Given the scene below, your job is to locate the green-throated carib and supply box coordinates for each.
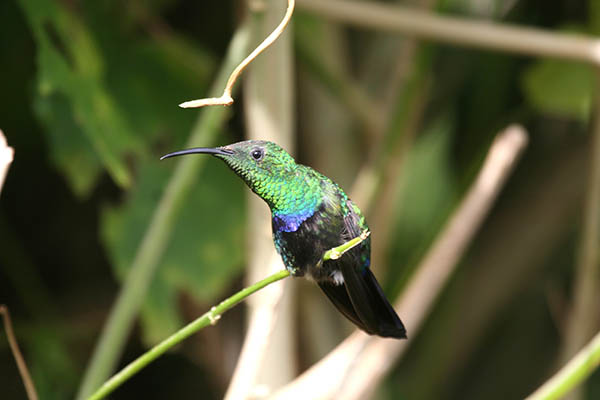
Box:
[161,140,406,339]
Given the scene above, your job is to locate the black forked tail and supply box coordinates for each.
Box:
[318,267,407,339]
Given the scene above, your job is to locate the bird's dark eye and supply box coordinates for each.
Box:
[251,148,264,161]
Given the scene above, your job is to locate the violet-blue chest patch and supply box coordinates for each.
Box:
[272,208,316,232]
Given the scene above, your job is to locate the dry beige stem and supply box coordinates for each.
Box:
[296,0,600,65]
[1,306,39,400]
[0,129,14,195]
[179,0,295,109]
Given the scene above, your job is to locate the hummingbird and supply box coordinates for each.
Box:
[161,140,406,339]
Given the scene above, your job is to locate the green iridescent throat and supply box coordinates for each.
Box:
[221,152,321,216]
[256,166,320,216]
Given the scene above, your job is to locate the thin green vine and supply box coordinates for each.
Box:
[526,330,600,400]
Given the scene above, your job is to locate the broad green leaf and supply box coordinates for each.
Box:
[101,159,246,343]
[33,93,102,196]
[82,0,215,148]
[99,35,214,148]
[18,0,139,191]
[18,0,215,197]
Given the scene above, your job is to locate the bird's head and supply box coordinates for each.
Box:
[161,140,304,210]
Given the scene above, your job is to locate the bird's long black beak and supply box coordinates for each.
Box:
[160,147,234,160]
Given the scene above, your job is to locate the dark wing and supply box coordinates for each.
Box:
[339,264,407,339]
[337,200,407,339]
[318,281,374,334]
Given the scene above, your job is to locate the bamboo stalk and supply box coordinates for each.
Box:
[224,1,296,398]
[297,0,600,65]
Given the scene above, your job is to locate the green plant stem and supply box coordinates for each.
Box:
[75,24,251,400]
[88,233,369,400]
[526,330,600,400]
[87,269,291,400]
[323,230,370,261]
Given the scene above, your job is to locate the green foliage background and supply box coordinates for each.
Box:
[1,0,599,399]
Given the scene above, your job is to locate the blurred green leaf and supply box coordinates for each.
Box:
[388,112,458,293]
[99,34,214,148]
[398,115,457,231]
[18,0,139,191]
[33,93,102,196]
[139,278,182,345]
[590,0,600,35]
[522,58,593,121]
[83,0,215,149]
[29,327,78,400]
[101,159,246,343]
[18,0,215,197]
